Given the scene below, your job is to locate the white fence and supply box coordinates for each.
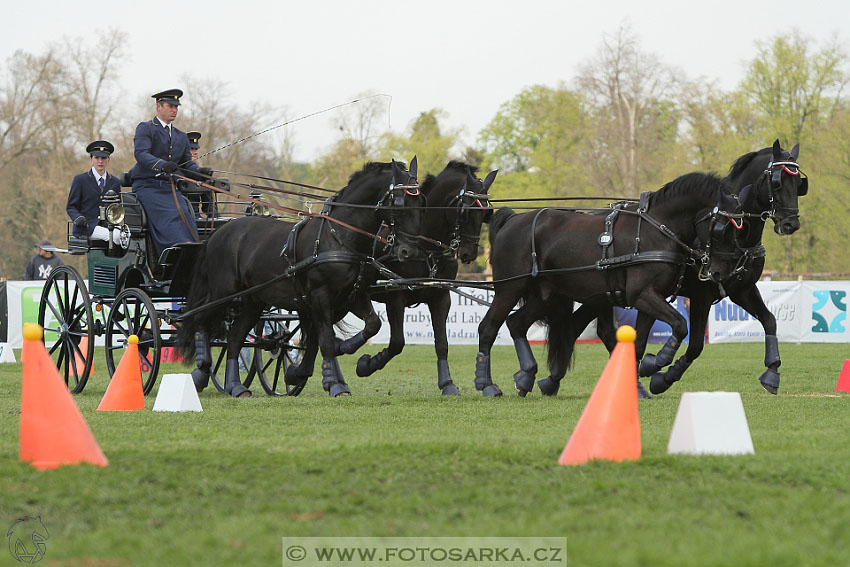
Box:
[2,280,846,349]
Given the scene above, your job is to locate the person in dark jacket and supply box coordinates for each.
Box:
[24,240,64,280]
[184,130,217,217]
[127,89,213,256]
[66,140,122,242]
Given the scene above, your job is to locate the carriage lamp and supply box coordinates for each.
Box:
[100,190,125,225]
[105,203,125,225]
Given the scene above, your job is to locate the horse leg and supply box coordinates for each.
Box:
[356,293,405,377]
[285,321,316,395]
[537,300,594,396]
[631,293,689,395]
[647,295,709,392]
[631,311,654,399]
[223,303,263,398]
[731,285,781,394]
[429,291,460,395]
[475,287,523,397]
[190,331,212,392]
[506,297,545,397]
[314,295,351,398]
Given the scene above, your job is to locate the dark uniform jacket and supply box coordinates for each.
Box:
[128,118,201,181]
[128,118,202,255]
[66,170,122,237]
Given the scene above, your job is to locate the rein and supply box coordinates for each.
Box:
[172,173,392,246]
[170,176,201,243]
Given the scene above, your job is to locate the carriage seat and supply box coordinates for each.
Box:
[67,232,109,254]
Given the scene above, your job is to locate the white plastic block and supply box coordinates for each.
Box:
[152,374,203,412]
[0,343,16,363]
[667,392,754,455]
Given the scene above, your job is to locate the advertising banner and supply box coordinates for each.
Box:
[707,280,848,343]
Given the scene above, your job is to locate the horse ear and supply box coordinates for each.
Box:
[409,156,418,180]
[790,143,800,160]
[772,139,782,160]
[483,169,499,192]
[390,159,400,184]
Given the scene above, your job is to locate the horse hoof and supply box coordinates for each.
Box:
[229,384,252,398]
[759,369,780,395]
[513,371,535,397]
[441,383,461,396]
[649,372,672,395]
[482,384,502,397]
[191,369,209,393]
[639,354,659,377]
[537,377,561,397]
[329,383,351,397]
[356,354,373,377]
[637,380,652,399]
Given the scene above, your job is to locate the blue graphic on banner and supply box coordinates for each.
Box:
[616,297,694,343]
[811,290,846,333]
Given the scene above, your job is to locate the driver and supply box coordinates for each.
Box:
[66,140,122,243]
[128,89,213,256]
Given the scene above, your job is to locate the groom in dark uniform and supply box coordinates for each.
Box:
[128,89,212,256]
[66,140,122,242]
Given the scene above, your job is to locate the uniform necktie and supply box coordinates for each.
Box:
[98,177,105,189]
[166,125,172,144]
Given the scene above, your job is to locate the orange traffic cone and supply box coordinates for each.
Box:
[97,335,145,411]
[559,325,641,466]
[74,336,94,376]
[836,360,850,393]
[19,324,108,470]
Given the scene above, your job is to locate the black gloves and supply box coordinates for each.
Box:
[74,216,88,229]
[198,167,213,177]
[162,161,178,173]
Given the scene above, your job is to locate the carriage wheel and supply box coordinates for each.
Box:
[250,314,305,396]
[105,288,161,395]
[37,266,94,394]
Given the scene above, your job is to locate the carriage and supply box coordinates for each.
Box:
[37,175,304,396]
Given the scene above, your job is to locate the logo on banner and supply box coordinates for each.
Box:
[812,290,846,333]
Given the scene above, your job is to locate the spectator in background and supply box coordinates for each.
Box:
[25,240,64,280]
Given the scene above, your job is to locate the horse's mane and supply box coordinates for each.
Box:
[420,160,478,196]
[726,147,770,180]
[344,161,392,188]
[649,172,724,208]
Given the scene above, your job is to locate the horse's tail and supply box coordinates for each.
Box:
[488,207,515,246]
[542,295,576,375]
[176,241,212,362]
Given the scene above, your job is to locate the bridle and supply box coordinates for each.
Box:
[375,180,423,251]
[446,184,494,252]
[758,158,807,223]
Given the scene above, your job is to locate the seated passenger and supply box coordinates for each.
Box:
[185,130,218,217]
[66,140,122,244]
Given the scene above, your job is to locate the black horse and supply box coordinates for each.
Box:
[475,172,743,397]
[590,140,808,395]
[354,161,497,394]
[176,159,424,397]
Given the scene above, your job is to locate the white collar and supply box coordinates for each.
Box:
[91,167,106,182]
[155,117,172,129]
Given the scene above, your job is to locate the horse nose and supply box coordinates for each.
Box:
[776,218,800,235]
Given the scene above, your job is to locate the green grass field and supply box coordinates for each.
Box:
[1,341,849,566]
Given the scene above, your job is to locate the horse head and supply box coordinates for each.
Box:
[694,186,746,285]
[729,139,807,236]
[454,166,498,264]
[380,157,424,262]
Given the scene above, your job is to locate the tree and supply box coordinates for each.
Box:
[379,108,460,177]
[577,23,684,196]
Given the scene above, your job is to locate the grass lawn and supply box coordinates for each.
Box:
[1,341,849,566]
